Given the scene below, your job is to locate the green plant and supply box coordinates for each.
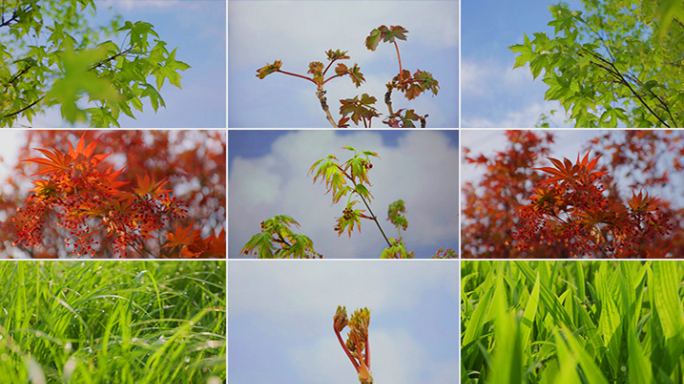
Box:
[1,0,189,127]
[510,0,684,127]
[334,306,373,384]
[240,146,456,258]
[0,260,226,382]
[256,25,439,128]
[462,260,684,383]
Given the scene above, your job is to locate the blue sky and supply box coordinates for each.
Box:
[228,260,459,384]
[14,0,226,128]
[228,130,459,258]
[461,0,583,128]
[228,1,458,128]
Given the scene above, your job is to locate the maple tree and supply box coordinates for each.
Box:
[1,0,189,127]
[256,25,439,128]
[334,306,373,384]
[240,146,456,258]
[510,0,684,127]
[0,130,225,258]
[462,130,683,258]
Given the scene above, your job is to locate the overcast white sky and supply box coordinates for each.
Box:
[228,260,459,384]
[228,130,459,258]
[228,0,459,128]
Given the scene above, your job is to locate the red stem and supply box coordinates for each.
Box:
[335,330,360,371]
[394,40,403,82]
[322,59,337,77]
[276,69,317,84]
[323,73,345,85]
[365,334,371,369]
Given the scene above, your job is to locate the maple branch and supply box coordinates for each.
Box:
[393,41,403,82]
[4,63,33,87]
[0,5,22,29]
[1,96,44,119]
[358,194,391,247]
[90,47,135,71]
[582,48,671,128]
[384,85,394,116]
[322,73,345,85]
[316,87,338,128]
[276,69,317,84]
[322,58,337,77]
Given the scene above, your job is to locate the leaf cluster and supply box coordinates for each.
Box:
[7,132,225,258]
[240,215,320,259]
[1,0,190,127]
[510,0,684,127]
[334,306,373,384]
[515,152,671,258]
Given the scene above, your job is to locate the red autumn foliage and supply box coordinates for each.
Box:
[462,130,683,258]
[0,130,226,258]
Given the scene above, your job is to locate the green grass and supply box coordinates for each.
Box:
[461,261,684,384]
[0,261,226,383]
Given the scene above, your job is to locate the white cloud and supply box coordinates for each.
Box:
[229,1,459,69]
[228,131,459,257]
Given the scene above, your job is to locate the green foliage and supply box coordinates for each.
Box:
[240,215,320,259]
[462,260,684,383]
[0,0,189,127]
[511,0,684,128]
[387,199,408,232]
[0,261,225,383]
[242,146,456,258]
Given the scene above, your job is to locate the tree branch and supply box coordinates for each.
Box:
[316,87,338,128]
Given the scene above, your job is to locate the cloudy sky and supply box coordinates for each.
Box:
[228,260,459,384]
[461,0,583,128]
[13,1,226,128]
[228,130,459,258]
[228,1,459,128]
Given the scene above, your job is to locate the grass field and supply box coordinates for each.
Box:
[0,261,226,383]
[462,260,684,384]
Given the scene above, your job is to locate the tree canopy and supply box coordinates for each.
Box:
[462,130,684,258]
[0,0,189,127]
[0,130,225,258]
[511,0,684,127]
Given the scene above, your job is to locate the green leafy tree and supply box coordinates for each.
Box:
[510,0,684,127]
[257,25,439,128]
[0,0,189,127]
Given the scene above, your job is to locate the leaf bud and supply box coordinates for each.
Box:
[334,305,348,333]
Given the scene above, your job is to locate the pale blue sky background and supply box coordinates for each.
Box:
[228,130,459,258]
[13,0,226,128]
[461,0,583,128]
[228,0,459,128]
[228,260,459,384]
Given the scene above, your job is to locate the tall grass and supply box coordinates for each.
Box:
[0,261,226,383]
[461,261,684,384]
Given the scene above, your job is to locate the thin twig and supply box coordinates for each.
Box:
[358,194,391,247]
